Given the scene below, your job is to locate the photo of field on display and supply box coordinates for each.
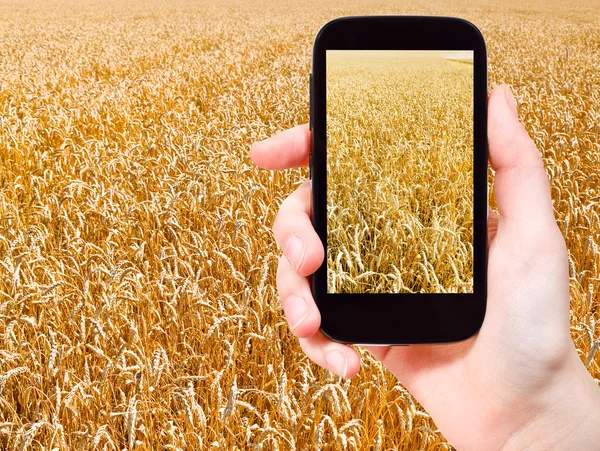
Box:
[326,50,474,293]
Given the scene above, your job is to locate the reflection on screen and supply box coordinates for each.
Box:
[326,50,474,294]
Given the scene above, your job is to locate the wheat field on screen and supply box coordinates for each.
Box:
[327,50,474,293]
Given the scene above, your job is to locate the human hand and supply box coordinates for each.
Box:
[250,84,600,450]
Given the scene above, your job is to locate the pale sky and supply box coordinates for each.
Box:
[327,50,473,60]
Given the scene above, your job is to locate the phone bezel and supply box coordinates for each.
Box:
[310,16,488,345]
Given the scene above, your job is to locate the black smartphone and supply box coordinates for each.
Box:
[309,16,487,345]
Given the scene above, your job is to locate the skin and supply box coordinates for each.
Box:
[250,84,600,450]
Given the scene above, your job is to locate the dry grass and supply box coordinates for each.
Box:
[327,51,473,293]
[0,0,598,449]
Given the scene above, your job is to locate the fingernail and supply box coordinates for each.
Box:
[285,235,306,271]
[325,350,348,378]
[285,296,309,331]
[504,85,518,115]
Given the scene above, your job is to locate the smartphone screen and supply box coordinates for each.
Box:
[326,50,474,294]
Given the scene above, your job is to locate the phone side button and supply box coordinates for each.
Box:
[309,153,312,179]
[309,73,313,131]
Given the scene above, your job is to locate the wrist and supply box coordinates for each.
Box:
[500,349,600,451]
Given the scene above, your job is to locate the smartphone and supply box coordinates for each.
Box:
[309,16,487,345]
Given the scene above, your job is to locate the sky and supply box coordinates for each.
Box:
[327,50,474,60]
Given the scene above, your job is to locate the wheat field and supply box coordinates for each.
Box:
[0,0,598,449]
[327,51,473,293]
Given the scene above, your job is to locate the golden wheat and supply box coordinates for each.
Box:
[327,50,473,293]
[0,0,598,449]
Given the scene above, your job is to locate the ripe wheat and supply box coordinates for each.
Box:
[0,0,598,449]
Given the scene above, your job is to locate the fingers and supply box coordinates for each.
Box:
[272,179,324,277]
[298,332,361,379]
[487,84,556,226]
[255,125,358,378]
[250,124,310,170]
[276,253,321,338]
[276,250,361,378]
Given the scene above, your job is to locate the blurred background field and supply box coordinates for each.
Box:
[0,0,598,449]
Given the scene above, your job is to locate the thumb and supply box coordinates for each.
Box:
[488,84,556,225]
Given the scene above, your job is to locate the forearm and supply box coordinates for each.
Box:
[500,353,600,450]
